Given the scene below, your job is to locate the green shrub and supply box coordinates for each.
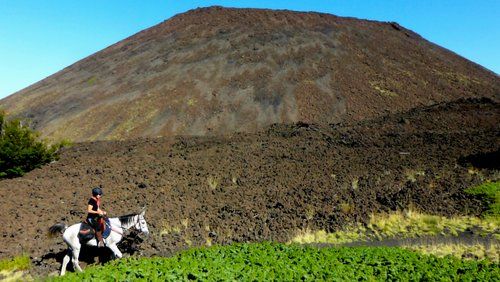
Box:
[0,255,30,271]
[466,181,500,218]
[49,243,499,281]
[0,110,64,178]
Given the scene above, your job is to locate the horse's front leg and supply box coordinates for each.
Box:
[107,243,123,259]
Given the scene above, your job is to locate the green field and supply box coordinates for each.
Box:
[48,242,499,281]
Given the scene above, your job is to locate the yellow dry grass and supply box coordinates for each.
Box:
[291,209,499,245]
[403,242,499,262]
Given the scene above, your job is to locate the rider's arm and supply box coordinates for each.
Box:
[88,204,103,215]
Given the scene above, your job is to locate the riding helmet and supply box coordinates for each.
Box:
[92,187,103,196]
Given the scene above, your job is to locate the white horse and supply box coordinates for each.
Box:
[48,209,150,276]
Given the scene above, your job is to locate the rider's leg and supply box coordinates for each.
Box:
[96,218,105,247]
[96,230,104,247]
[90,217,105,247]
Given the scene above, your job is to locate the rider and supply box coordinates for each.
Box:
[86,187,107,247]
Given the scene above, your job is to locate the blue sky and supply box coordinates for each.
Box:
[0,1,498,99]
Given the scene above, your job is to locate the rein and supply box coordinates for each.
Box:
[110,225,124,236]
[109,214,141,237]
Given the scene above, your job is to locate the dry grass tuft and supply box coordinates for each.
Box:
[404,241,499,262]
[291,209,499,247]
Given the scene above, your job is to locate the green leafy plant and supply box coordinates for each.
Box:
[466,181,500,218]
[48,243,499,281]
[0,110,65,178]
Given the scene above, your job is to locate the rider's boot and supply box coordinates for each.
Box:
[96,231,105,247]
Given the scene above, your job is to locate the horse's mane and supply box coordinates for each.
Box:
[118,213,137,226]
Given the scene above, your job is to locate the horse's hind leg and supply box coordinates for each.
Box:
[60,249,71,276]
[71,246,83,272]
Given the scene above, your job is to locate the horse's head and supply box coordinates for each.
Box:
[134,208,150,236]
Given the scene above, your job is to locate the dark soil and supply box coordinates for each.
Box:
[0,98,499,276]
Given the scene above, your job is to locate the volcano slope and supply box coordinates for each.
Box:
[0,98,498,275]
[1,7,499,142]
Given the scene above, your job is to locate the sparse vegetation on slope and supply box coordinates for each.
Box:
[1,7,498,142]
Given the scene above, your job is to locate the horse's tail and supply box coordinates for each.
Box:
[48,223,67,238]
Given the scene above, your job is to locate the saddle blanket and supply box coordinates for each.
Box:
[78,218,112,242]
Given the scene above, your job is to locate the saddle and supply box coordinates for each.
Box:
[78,217,111,242]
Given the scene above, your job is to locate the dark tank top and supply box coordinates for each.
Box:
[87,197,100,220]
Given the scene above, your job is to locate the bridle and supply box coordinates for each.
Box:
[136,215,147,233]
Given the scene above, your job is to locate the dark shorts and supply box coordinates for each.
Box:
[87,217,102,231]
